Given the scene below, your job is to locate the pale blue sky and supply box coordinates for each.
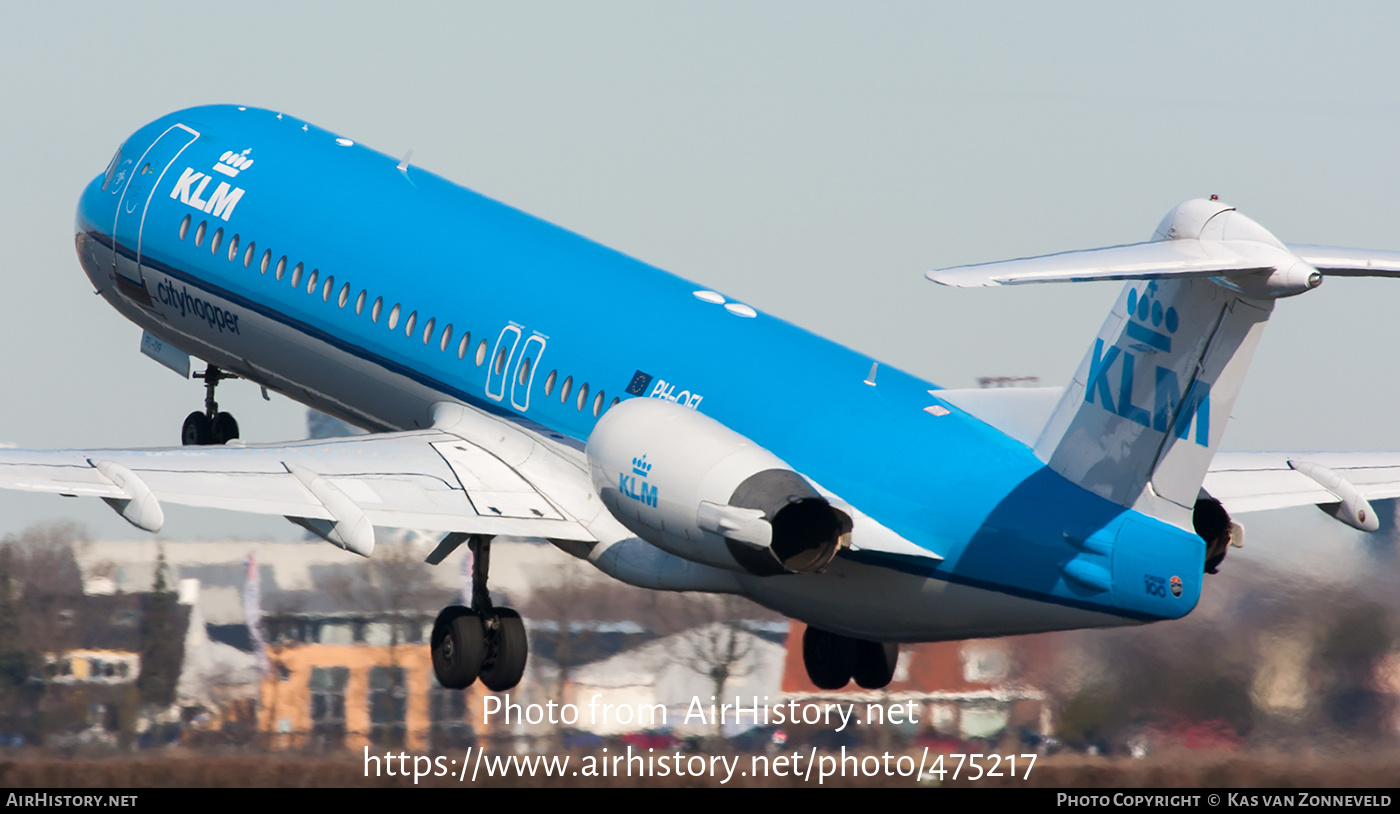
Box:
[2,2,1399,544]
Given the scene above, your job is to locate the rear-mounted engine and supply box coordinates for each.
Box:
[587,399,850,576]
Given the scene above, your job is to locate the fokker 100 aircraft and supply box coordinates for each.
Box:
[10,105,1400,691]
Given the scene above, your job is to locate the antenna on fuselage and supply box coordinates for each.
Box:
[397,149,414,173]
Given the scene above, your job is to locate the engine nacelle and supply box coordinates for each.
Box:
[587,399,850,576]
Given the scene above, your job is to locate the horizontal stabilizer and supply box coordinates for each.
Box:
[927,239,1272,287]
[928,199,1348,300]
[1285,244,1400,277]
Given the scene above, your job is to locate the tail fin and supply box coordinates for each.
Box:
[933,199,1302,528]
[1033,276,1271,527]
[929,198,1400,528]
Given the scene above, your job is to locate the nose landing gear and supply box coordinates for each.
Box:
[181,365,240,446]
[430,534,529,691]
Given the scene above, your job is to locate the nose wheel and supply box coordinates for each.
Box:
[430,534,529,691]
[181,365,240,446]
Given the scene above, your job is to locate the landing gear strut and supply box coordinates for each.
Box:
[802,626,899,690]
[181,365,240,446]
[431,535,529,691]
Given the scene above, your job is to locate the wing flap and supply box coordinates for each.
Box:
[1205,451,1400,514]
[0,426,596,542]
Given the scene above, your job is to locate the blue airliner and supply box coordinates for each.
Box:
[9,104,1400,691]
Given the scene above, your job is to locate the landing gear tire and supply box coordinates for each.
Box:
[184,365,239,446]
[428,535,531,691]
[181,412,212,446]
[853,640,899,689]
[803,626,857,690]
[431,605,485,690]
[480,608,528,692]
[211,411,240,445]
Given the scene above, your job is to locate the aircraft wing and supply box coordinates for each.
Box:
[1204,451,1400,532]
[0,407,599,557]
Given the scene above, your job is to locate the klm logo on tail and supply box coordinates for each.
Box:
[1084,283,1211,447]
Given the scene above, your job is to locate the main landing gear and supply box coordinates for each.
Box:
[803,626,899,690]
[431,535,529,692]
[182,365,240,446]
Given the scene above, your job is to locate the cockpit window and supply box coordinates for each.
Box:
[100,144,125,192]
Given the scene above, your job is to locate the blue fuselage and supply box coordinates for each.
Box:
[74,106,1205,640]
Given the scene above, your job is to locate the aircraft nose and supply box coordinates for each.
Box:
[75,141,131,291]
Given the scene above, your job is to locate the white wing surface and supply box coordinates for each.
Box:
[1285,244,1400,277]
[0,402,599,556]
[926,239,1273,287]
[1204,451,1400,532]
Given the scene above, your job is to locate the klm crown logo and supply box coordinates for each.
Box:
[170,148,251,222]
[213,149,254,178]
[1124,282,1178,353]
[621,454,658,507]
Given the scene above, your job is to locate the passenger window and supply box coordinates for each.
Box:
[371,297,383,323]
[455,331,469,358]
[576,383,589,411]
[422,317,435,345]
[195,221,207,247]
[610,396,620,410]
[440,324,453,352]
[592,392,604,418]
[544,370,556,396]
[405,310,417,337]
[560,376,573,403]
[493,346,507,375]
[227,234,239,262]
[338,283,350,307]
[210,228,223,255]
[276,256,287,280]
[179,215,190,240]
[518,357,532,386]
[306,269,318,293]
[356,290,367,315]
[475,339,487,366]
[244,242,255,268]
[388,304,401,330]
[323,276,334,302]
[260,250,271,274]
[291,263,303,288]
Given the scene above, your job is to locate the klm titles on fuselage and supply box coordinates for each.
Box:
[1084,286,1211,447]
[168,150,253,222]
[621,455,658,508]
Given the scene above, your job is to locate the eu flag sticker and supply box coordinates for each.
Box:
[625,370,654,396]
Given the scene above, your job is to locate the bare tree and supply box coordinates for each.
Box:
[317,542,454,661]
[0,523,88,744]
[673,594,763,741]
[522,566,615,700]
